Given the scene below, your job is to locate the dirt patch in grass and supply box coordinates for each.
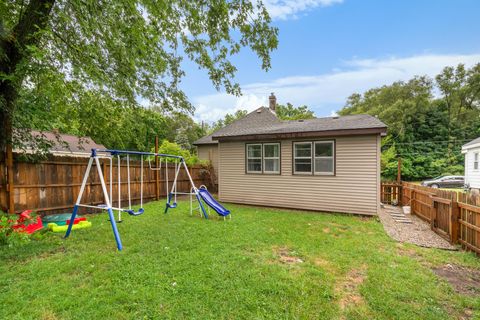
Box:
[274,246,304,264]
[433,264,480,296]
[461,308,474,319]
[336,265,367,314]
[40,309,60,320]
[396,243,423,259]
[314,257,331,268]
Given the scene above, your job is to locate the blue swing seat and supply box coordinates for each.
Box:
[124,208,145,216]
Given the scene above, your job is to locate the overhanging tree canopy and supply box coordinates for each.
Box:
[0,0,279,152]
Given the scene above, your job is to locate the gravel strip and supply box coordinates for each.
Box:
[378,205,457,250]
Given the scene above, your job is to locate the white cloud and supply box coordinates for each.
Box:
[263,0,343,20]
[194,93,268,123]
[192,53,480,122]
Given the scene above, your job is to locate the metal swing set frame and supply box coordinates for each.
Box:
[64,148,210,251]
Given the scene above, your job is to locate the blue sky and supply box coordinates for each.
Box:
[181,0,480,122]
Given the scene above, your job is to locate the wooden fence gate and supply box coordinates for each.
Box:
[381,181,480,256]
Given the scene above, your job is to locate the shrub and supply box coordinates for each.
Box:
[154,140,207,166]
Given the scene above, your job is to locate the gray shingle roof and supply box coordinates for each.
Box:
[194,133,218,145]
[462,137,480,149]
[19,130,106,155]
[194,107,387,145]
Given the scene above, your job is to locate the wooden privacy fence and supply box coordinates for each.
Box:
[381,181,480,256]
[0,155,214,215]
[380,182,402,205]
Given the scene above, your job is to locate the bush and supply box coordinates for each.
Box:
[154,140,207,166]
[0,211,33,247]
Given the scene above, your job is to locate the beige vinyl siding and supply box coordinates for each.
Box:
[197,145,219,178]
[218,135,380,215]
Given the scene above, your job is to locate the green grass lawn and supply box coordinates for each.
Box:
[1,200,479,319]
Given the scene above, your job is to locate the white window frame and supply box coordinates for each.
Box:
[314,140,335,175]
[246,143,263,173]
[474,152,479,171]
[293,142,313,175]
[263,143,280,174]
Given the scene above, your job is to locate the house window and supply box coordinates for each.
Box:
[293,140,335,175]
[294,142,312,174]
[475,152,479,170]
[263,143,280,174]
[314,141,335,175]
[246,144,262,173]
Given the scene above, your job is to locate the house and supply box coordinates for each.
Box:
[15,130,106,157]
[194,94,387,216]
[462,137,480,191]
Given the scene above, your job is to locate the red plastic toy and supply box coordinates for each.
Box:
[12,210,44,234]
[66,217,87,225]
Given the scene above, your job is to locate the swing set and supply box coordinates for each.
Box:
[64,149,230,251]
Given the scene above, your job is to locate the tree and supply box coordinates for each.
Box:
[339,65,480,180]
[435,64,480,150]
[276,103,315,120]
[156,140,201,166]
[0,0,278,155]
[161,111,206,152]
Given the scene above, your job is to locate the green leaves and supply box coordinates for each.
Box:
[1,0,278,153]
[155,139,201,166]
[276,103,315,120]
[340,64,480,180]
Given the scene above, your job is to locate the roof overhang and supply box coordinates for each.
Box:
[212,127,387,142]
[462,142,480,153]
[193,141,219,146]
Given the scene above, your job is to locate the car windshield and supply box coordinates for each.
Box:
[431,175,444,180]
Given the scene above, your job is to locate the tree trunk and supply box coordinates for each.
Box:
[0,0,55,152]
[0,0,55,213]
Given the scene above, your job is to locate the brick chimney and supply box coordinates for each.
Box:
[269,92,276,112]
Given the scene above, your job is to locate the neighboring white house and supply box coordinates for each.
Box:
[462,137,480,191]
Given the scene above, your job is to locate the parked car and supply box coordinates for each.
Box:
[421,175,465,188]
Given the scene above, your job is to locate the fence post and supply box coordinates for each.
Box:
[6,142,14,214]
[450,199,460,244]
[430,196,436,230]
[398,183,403,205]
[400,182,404,206]
[155,136,159,200]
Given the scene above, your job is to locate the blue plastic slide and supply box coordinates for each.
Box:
[198,188,231,216]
